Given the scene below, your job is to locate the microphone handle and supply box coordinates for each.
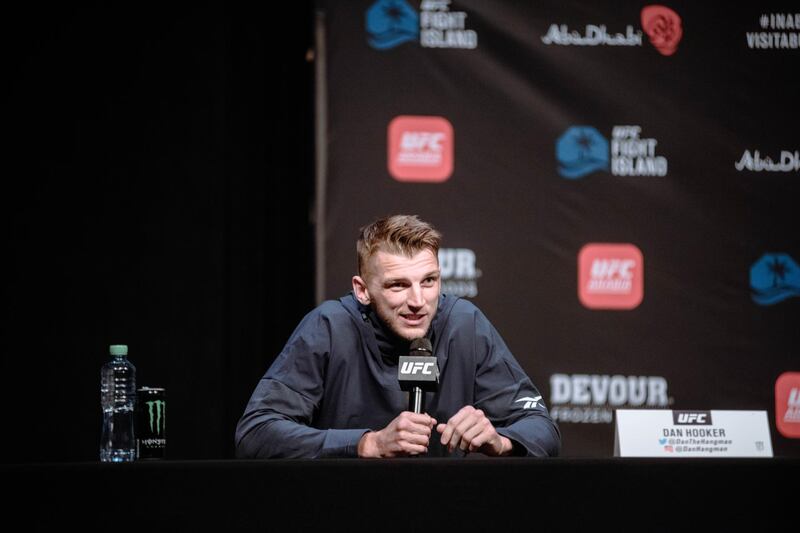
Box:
[409,386,425,414]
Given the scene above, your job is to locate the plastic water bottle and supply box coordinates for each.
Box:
[100,344,137,462]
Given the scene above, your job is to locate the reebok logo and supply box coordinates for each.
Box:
[579,243,644,310]
[515,396,542,409]
[388,115,453,182]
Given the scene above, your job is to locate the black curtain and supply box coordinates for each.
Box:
[1,2,314,462]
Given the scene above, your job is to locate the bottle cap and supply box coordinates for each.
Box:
[109,344,128,356]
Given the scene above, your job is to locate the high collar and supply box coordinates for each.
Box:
[353,295,435,361]
[342,291,457,364]
[358,300,411,361]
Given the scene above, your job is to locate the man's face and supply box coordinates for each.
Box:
[353,248,440,341]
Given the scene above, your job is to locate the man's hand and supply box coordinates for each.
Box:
[358,412,437,458]
[436,405,513,456]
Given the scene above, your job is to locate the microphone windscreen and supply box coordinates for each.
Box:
[409,337,432,355]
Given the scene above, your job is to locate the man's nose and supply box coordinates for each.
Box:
[407,284,424,308]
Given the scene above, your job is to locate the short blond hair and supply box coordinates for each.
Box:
[356,215,442,277]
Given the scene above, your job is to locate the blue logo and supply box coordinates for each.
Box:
[658,438,667,445]
[366,0,419,50]
[750,253,800,305]
[556,126,609,179]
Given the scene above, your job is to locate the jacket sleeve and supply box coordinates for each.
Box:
[471,309,561,457]
[234,308,369,459]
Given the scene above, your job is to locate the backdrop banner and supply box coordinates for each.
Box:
[318,0,800,456]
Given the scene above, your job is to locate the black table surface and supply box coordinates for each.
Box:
[4,457,795,531]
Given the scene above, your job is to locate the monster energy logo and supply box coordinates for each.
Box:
[145,400,166,435]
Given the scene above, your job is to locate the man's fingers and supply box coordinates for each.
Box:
[446,406,472,428]
[399,430,431,447]
[452,410,485,450]
[438,407,494,452]
[460,420,487,449]
[438,406,475,447]
[398,412,435,435]
[466,428,492,452]
[438,423,453,447]
[404,444,428,455]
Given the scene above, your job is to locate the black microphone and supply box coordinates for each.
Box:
[398,338,439,413]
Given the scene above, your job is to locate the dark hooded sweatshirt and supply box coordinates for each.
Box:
[235,293,561,458]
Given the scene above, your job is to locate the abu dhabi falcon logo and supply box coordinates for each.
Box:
[515,396,543,409]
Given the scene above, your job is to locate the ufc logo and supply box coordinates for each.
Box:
[591,259,636,279]
[677,413,706,423]
[673,411,712,425]
[400,362,435,375]
[611,125,642,139]
[789,388,800,407]
[400,132,444,152]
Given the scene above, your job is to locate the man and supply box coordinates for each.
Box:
[235,214,560,458]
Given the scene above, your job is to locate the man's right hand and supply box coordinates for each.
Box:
[357,412,437,458]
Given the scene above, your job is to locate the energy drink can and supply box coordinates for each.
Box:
[136,387,166,459]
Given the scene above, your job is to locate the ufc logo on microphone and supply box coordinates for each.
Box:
[400,361,435,376]
[673,411,712,425]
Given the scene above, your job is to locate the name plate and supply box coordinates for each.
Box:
[614,409,773,457]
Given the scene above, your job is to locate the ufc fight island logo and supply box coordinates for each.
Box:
[388,115,453,182]
[556,125,668,179]
[366,0,479,51]
[579,243,644,310]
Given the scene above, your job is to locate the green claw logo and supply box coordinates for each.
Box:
[146,400,166,435]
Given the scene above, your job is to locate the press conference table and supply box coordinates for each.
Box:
[4,457,795,531]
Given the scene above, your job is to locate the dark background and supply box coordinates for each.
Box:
[2,2,797,463]
[2,2,316,462]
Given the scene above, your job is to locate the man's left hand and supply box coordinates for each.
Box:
[436,405,513,456]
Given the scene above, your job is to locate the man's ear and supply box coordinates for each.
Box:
[352,275,370,305]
